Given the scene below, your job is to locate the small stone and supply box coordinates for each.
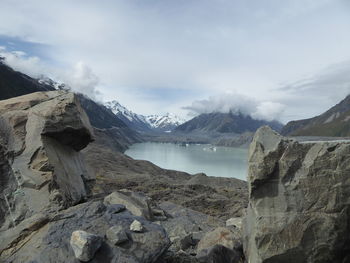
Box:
[106,225,129,245]
[226,217,242,229]
[130,220,144,232]
[180,234,198,250]
[70,230,102,262]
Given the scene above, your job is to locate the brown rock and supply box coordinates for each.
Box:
[0,91,94,229]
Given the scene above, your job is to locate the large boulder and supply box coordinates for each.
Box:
[197,227,240,252]
[196,227,242,263]
[0,91,94,230]
[70,230,102,262]
[104,190,154,220]
[243,126,350,263]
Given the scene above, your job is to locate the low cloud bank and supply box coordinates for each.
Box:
[0,47,100,99]
[183,93,285,122]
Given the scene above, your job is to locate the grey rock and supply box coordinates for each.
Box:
[196,226,243,263]
[243,126,350,263]
[156,249,200,263]
[107,204,126,214]
[0,213,49,253]
[196,244,243,263]
[104,190,153,220]
[70,230,102,262]
[197,227,240,252]
[106,225,129,245]
[179,234,199,251]
[158,202,224,253]
[130,219,144,232]
[2,201,170,263]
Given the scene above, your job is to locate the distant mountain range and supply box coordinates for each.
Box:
[105,100,185,132]
[3,58,350,139]
[174,112,283,134]
[281,95,350,137]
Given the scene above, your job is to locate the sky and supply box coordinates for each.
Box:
[0,0,350,123]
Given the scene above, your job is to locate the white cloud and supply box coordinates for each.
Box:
[0,0,349,119]
[274,60,350,121]
[0,48,100,99]
[0,49,44,77]
[183,92,285,122]
[62,62,100,98]
[252,101,285,121]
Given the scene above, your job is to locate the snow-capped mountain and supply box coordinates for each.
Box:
[106,100,146,123]
[37,75,69,90]
[146,113,185,132]
[105,100,185,132]
[105,100,150,132]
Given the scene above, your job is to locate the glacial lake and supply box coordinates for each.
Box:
[125,142,248,180]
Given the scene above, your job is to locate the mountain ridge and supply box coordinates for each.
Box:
[0,59,56,100]
[175,111,283,134]
[105,100,185,132]
[281,94,350,136]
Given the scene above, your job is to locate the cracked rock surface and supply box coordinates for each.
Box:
[243,126,350,263]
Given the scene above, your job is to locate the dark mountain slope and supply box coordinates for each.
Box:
[77,94,143,151]
[175,112,283,134]
[281,94,350,137]
[76,94,128,129]
[0,60,55,100]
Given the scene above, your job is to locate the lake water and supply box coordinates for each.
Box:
[125,142,248,180]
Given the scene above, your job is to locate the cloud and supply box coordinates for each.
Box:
[253,101,286,121]
[183,93,285,122]
[0,47,100,99]
[0,49,44,77]
[62,61,100,98]
[275,60,350,121]
[0,0,349,118]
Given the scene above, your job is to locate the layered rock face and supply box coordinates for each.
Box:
[243,126,350,263]
[0,91,94,229]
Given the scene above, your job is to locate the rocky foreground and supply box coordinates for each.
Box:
[0,91,247,263]
[0,91,350,262]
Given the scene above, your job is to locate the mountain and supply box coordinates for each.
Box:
[174,112,283,134]
[146,113,185,132]
[281,94,350,137]
[105,100,151,132]
[37,75,69,90]
[0,59,55,100]
[105,100,185,132]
